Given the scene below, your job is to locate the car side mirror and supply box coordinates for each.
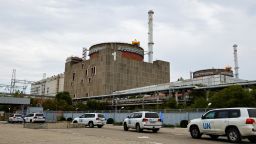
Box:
[201,115,205,119]
[127,116,130,119]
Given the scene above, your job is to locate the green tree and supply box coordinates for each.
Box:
[12,90,23,97]
[42,99,56,110]
[74,102,88,111]
[86,100,108,110]
[250,87,256,99]
[191,97,208,108]
[55,92,72,105]
[164,98,177,109]
[210,85,255,108]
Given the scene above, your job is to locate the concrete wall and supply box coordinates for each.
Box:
[45,111,205,125]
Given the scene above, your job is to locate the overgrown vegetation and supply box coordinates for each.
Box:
[209,85,256,108]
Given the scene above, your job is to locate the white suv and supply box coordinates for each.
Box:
[8,114,23,123]
[123,111,162,133]
[24,113,45,123]
[188,108,256,143]
[72,113,106,128]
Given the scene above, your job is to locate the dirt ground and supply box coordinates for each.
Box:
[0,122,251,144]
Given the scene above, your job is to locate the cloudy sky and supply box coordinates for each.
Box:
[0,0,256,90]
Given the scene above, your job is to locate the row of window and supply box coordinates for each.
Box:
[72,66,97,82]
[203,109,240,119]
[83,65,97,76]
[128,113,159,118]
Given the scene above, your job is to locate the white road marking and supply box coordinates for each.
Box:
[149,142,162,144]
[138,136,149,139]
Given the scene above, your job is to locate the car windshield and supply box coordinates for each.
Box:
[248,109,256,117]
[15,115,22,117]
[35,114,44,117]
[145,113,159,118]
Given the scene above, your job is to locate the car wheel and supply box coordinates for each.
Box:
[97,125,103,128]
[73,120,78,123]
[209,135,219,139]
[136,124,142,133]
[88,122,94,128]
[123,123,129,131]
[190,126,202,139]
[248,136,256,143]
[226,127,241,143]
[152,128,159,133]
[30,119,32,123]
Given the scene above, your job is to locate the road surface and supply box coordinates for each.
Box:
[0,123,251,144]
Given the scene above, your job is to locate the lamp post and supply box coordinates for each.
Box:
[206,103,212,111]
[119,107,124,113]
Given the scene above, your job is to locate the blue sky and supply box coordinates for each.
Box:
[0,0,256,91]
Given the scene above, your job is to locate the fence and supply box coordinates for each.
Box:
[44,109,209,125]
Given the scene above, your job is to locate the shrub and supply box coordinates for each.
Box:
[57,116,66,121]
[180,120,188,128]
[66,117,73,121]
[106,118,114,124]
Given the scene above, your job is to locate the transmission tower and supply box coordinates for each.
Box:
[9,69,34,94]
[10,69,16,93]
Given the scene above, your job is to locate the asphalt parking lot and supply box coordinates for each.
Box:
[0,122,252,144]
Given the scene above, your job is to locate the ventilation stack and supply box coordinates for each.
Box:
[148,10,154,63]
[233,44,239,78]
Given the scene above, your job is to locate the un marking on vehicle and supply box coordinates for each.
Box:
[203,123,211,129]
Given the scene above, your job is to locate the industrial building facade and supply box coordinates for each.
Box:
[64,42,170,98]
[30,74,64,97]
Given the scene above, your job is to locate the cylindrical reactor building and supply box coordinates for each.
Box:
[193,68,233,79]
[89,42,144,61]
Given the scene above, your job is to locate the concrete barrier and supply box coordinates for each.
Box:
[23,122,85,129]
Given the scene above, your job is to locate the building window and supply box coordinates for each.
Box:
[46,87,49,94]
[91,66,96,76]
[72,73,75,81]
[86,93,89,97]
[85,69,88,77]
[82,64,84,69]
[88,77,92,83]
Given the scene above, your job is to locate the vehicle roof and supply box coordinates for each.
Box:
[209,107,256,111]
[82,113,103,114]
[133,111,157,113]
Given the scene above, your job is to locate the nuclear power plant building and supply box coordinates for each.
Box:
[64,42,170,98]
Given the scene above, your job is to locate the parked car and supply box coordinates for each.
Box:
[188,108,256,143]
[123,111,162,133]
[72,113,106,128]
[8,114,23,123]
[24,113,45,123]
